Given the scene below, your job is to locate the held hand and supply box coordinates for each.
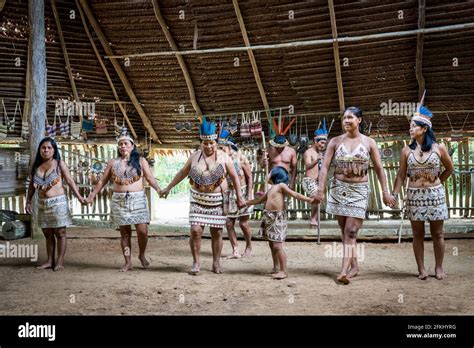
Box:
[388,194,399,209]
[25,202,32,215]
[85,193,95,205]
[160,187,170,199]
[237,196,246,209]
[315,190,325,204]
[382,192,396,208]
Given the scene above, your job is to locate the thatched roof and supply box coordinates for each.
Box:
[1,0,473,147]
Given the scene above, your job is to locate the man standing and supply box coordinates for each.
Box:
[303,119,328,227]
[263,134,297,190]
[217,131,254,258]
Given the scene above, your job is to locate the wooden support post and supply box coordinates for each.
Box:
[28,0,47,239]
[78,0,161,143]
[51,0,79,102]
[151,0,203,120]
[75,0,137,139]
[23,34,32,139]
[328,0,345,114]
[233,0,271,122]
[416,0,426,99]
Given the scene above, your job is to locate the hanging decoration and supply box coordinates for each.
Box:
[0,99,8,139]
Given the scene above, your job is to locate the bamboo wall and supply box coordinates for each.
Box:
[0,138,472,221]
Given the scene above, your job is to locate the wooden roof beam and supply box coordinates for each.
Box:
[232,0,271,122]
[416,0,426,100]
[328,0,345,114]
[51,0,80,104]
[151,0,202,120]
[75,0,137,139]
[78,0,161,143]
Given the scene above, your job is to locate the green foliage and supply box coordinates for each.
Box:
[153,153,190,197]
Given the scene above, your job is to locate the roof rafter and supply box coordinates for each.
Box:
[151,0,202,120]
[78,0,161,143]
[232,0,271,122]
[328,0,345,113]
[416,0,426,99]
[75,0,137,139]
[51,0,79,103]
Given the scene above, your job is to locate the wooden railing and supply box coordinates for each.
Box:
[1,138,472,221]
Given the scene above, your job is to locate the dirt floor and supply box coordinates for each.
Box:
[1,231,473,315]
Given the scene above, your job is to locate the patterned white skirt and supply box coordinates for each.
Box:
[258,210,288,242]
[110,191,150,227]
[407,184,448,221]
[226,185,253,219]
[326,178,370,219]
[302,176,319,197]
[38,194,73,229]
[189,188,226,228]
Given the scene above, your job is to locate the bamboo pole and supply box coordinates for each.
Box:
[416,0,426,99]
[458,141,463,216]
[328,0,345,113]
[463,139,469,217]
[150,0,202,120]
[75,0,137,139]
[106,22,474,59]
[78,0,161,143]
[233,0,271,123]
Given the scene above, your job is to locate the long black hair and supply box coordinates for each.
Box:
[409,120,437,152]
[117,144,142,176]
[344,106,365,134]
[31,137,61,178]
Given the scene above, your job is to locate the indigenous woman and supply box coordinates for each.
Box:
[86,129,162,272]
[160,117,245,274]
[391,106,454,280]
[217,130,253,258]
[26,137,85,271]
[315,107,395,284]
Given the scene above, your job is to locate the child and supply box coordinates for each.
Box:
[246,166,315,279]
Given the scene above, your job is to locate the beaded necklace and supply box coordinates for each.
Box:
[112,159,141,185]
[189,150,225,192]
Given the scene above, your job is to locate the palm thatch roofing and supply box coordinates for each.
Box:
[1,0,473,148]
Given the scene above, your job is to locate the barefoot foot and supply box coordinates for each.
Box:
[36,262,54,270]
[347,268,360,279]
[417,270,428,280]
[337,273,350,284]
[225,248,241,259]
[212,262,223,274]
[270,266,280,274]
[271,271,287,280]
[120,263,133,272]
[53,265,64,272]
[139,255,150,269]
[241,246,252,258]
[435,268,447,280]
[188,263,200,275]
